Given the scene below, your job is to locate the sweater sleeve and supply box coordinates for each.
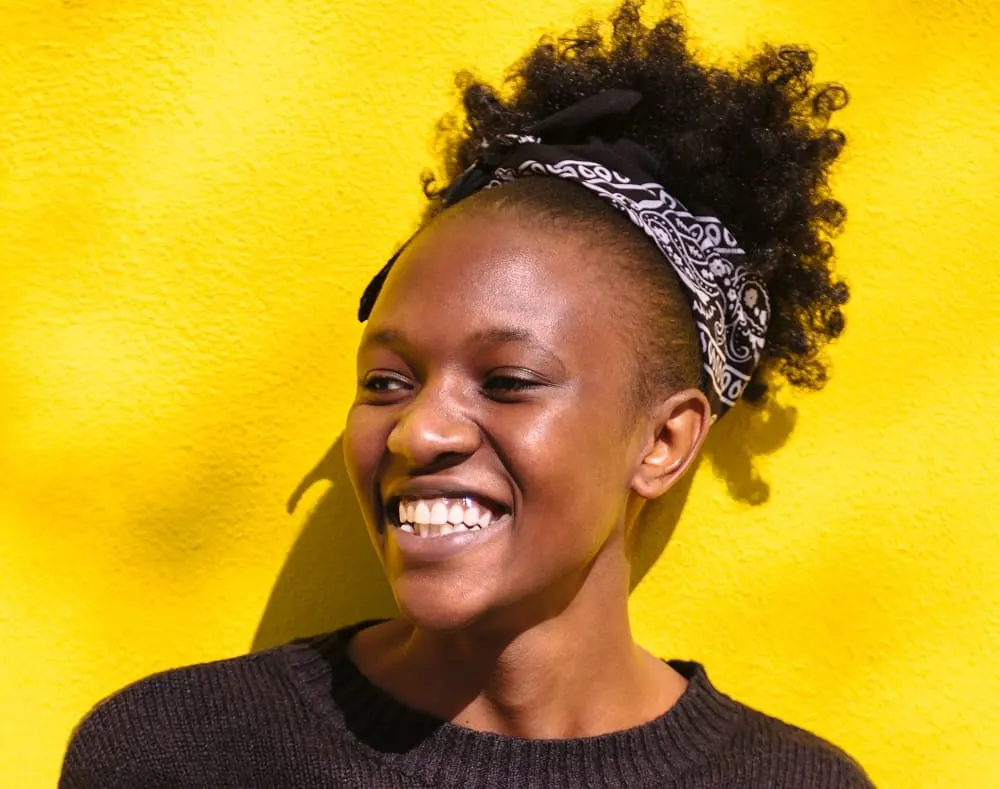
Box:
[747,716,878,789]
[59,698,147,789]
[57,648,311,789]
[57,666,220,789]
[59,724,98,789]
[812,745,877,789]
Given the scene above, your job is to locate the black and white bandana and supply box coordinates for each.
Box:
[358,90,769,417]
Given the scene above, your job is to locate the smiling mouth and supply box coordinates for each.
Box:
[387,496,509,539]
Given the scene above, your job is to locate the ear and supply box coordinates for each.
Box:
[630,388,713,500]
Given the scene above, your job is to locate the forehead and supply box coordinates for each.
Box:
[363,210,623,358]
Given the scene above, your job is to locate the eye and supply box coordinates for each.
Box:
[359,371,412,399]
[482,370,545,400]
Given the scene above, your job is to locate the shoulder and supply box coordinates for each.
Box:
[674,661,876,789]
[59,634,343,788]
[734,708,874,788]
[72,643,299,733]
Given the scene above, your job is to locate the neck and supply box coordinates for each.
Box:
[351,555,685,739]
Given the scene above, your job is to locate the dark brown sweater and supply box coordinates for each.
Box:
[61,621,874,788]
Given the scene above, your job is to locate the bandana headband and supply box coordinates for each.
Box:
[358,90,770,417]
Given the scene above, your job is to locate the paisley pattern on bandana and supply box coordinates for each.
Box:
[477,137,769,415]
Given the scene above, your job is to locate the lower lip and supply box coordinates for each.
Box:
[385,516,510,562]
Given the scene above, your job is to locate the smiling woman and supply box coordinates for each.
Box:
[59,2,873,787]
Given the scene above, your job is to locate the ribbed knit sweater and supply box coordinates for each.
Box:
[60,621,874,788]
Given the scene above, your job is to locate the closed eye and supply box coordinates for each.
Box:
[482,371,548,401]
[485,375,537,391]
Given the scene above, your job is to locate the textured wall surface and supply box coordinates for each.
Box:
[2,1,998,786]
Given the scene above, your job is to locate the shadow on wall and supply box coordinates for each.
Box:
[703,397,799,505]
[252,437,396,652]
[252,397,798,651]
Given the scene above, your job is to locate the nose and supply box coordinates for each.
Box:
[386,382,481,469]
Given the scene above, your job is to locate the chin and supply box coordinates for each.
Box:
[389,577,497,633]
[391,580,551,644]
[395,599,485,633]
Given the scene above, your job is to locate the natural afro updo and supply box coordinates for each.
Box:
[419,0,850,408]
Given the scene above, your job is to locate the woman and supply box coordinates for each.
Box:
[61,2,872,786]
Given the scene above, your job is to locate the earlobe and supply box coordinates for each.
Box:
[630,389,712,500]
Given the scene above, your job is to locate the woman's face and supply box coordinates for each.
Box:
[343,207,661,632]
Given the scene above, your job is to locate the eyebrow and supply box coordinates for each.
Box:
[470,327,567,374]
[361,326,567,375]
[359,328,407,353]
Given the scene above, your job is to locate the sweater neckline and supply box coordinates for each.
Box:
[285,620,744,789]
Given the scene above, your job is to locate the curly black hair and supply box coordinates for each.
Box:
[418,0,849,408]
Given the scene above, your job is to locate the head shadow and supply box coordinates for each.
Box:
[702,397,799,505]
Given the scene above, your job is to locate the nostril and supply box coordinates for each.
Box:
[386,412,481,467]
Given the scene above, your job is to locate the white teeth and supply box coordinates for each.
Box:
[429,502,448,525]
[394,497,502,537]
[414,501,431,524]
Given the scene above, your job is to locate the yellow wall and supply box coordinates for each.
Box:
[2,0,998,785]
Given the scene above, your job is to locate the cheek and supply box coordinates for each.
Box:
[507,398,631,534]
[342,405,386,520]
